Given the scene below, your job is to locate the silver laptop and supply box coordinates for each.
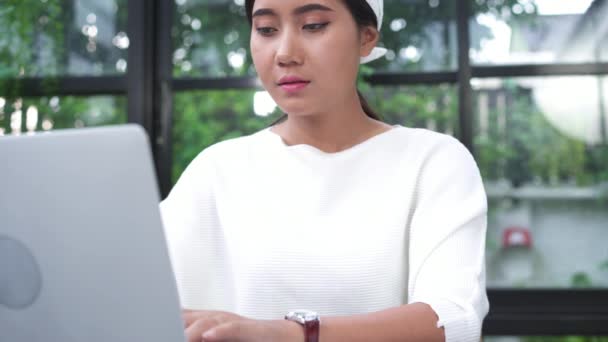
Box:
[0,125,185,342]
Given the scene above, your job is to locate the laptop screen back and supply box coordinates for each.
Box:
[0,125,185,342]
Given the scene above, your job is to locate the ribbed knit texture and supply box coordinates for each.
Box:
[160,126,489,341]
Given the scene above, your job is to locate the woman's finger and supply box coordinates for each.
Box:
[202,321,250,342]
[182,311,199,328]
[185,317,223,342]
[182,310,227,328]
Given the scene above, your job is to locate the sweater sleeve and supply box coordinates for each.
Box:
[159,148,234,311]
[407,135,489,341]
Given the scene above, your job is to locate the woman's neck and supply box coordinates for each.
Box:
[271,108,393,153]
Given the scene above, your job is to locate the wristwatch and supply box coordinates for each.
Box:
[284,310,320,342]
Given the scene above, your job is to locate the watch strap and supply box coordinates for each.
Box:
[304,318,320,342]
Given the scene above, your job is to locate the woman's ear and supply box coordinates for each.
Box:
[359,26,379,59]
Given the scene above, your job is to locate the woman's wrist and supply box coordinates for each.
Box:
[273,319,306,342]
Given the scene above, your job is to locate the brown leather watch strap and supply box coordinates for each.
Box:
[304,317,320,342]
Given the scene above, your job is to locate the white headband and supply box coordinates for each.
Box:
[360,0,387,64]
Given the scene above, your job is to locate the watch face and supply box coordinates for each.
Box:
[299,310,319,321]
[286,310,319,323]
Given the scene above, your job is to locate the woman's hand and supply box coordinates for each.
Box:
[182,309,304,342]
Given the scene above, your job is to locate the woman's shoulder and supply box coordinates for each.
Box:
[389,126,468,156]
[401,127,481,181]
[384,126,480,183]
[393,124,453,141]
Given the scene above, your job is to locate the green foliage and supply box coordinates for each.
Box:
[587,145,608,184]
[474,84,605,187]
[173,1,253,77]
[0,95,125,134]
[0,1,128,132]
[365,84,457,131]
[570,272,593,288]
[0,0,64,96]
[0,0,64,74]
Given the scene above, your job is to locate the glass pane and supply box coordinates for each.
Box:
[470,0,608,65]
[0,95,126,135]
[0,0,129,77]
[172,90,283,182]
[173,0,252,77]
[375,0,457,72]
[473,76,608,288]
[172,0,457,77]
[364,84,459,135]
[484,337,608,342]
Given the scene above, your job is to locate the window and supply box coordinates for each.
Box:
[474,76,608,289]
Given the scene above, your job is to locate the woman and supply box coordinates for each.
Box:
[160,0,489,341]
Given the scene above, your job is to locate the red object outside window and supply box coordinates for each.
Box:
[502,226,533,249]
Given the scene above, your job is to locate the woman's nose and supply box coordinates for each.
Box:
[275,30,303,66]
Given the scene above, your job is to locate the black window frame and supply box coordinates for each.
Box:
[4,0,608,336]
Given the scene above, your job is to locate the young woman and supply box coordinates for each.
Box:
[160,0,489,341]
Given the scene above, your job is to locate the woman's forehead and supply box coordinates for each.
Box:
[252,0,343,12]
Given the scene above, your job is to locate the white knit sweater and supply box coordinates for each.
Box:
[160,126,489,341]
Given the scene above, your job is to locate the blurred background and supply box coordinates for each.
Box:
[1,0,607,340]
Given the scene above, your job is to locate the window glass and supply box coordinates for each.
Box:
[0,0,129,77]
[0,95,126,135]
[172,0,252,77]
[364,84,458,135]
[470,0,608,65]
[473,76,608,288]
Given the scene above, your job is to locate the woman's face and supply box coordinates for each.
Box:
[250,0,377,117]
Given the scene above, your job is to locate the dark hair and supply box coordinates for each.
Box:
[245,0,382,123]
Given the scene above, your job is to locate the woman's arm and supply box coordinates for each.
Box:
[318,303,444,341]
[302,135,488,342]
[185,303,444,342]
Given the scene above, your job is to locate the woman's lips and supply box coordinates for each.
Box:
[277,75,310,94]
[279,81,310,93]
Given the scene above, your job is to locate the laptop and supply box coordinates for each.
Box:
[0,124,186,341]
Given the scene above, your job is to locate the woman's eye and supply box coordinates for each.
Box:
[303,22,329,31]
[256,27,277,36]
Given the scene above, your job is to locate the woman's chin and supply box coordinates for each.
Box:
[275,103,319,119]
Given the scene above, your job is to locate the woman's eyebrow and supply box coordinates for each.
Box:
[252,8,277,19]
[292,3,334,16]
